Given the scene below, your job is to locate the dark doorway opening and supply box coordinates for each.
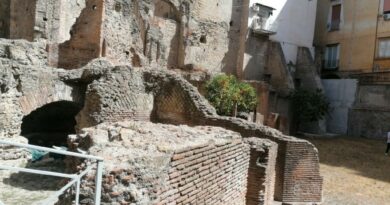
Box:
[21,101,82,147]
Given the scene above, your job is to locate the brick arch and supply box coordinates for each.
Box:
[19,83,84,116]
[21,100,82,147]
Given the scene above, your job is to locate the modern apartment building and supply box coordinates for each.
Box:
[315,0,390,77]
[316,0,390,138]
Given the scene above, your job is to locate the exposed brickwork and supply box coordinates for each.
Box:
[67,121,251,204]
[244,138,278,205]
[142,69,323,203]
[282,141,323,202]
[159,140,250,205]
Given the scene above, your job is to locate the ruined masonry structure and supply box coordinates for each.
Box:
[0,0,322,204]
[68,122,250,204]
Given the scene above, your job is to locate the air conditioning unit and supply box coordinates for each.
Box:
[384,13,390,21]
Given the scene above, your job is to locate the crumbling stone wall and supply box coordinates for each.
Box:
[101,0,146,67]
[68,121,251,204]
[0,47,323,202]
[0,0,324,202]
[0,39,85,138]
[142,69,322,203]
[2,0,250,74]
[33,0,62,41]
[7,0,85,43]
[74,66,154,130]
[58,0,104,69]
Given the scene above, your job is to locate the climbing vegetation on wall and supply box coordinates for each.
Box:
[205,74,257,117]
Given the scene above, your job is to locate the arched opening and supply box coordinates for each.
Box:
[21,101,82,147]
[154,0,180,21]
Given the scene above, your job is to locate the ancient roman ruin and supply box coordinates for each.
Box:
[0,0,323,204]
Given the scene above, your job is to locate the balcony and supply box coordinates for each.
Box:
[329,20,340,31]
[251,18,276,36]
[323,59,339,70]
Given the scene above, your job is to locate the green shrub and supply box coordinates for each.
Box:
[205,74,257,116]
[291,89,330,123]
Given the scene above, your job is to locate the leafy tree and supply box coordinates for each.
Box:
[205,74,257,116]
[291,89,330,128]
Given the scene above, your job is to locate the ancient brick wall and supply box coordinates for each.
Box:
[75,66,154,130]
[67,121,252,204]
[244,138,278,205]
[281,141,323,202]
[142,69,323,203]
[160,140,250,205]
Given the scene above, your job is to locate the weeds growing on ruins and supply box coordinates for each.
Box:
[1,0,390,205]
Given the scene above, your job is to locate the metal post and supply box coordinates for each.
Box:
[94,160,103,205]
[75,179,81,205]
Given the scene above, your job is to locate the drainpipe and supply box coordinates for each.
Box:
[373,0,381,72]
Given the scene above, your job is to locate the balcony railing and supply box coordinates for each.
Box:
[0,140,104,205]
[323,59,339,70]
[329,20,340,31]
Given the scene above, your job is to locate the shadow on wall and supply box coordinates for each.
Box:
[57,0,103,69]
[9,0,37,41]
[221,0,247,76]
[243,34,269,81]
[153,0,181,69]
[0,0,11,38]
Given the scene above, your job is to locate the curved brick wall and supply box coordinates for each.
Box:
[142,69,323,203]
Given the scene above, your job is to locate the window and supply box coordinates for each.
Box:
[378,38,390,58]
[324,44,340,69]
[330,4,341,31]
[384,0,390,14]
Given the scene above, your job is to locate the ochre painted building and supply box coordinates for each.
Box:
[315,0,390,76]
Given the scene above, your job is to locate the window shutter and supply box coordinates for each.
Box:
[384,0,390,13]
[332,5,341,21]
[378,39,390,58]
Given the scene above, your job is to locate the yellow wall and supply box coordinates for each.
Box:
[314,0,390,73]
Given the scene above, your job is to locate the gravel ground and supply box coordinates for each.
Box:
[307,137,390,205]
[0,158,66,205]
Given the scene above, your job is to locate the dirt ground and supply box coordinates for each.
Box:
[307,137,390,205]
[0,159,64,205]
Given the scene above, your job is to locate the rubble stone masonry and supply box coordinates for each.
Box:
[68,121,251,204]
[0,0,324,202]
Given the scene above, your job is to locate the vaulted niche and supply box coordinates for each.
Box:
[21,101,82,147]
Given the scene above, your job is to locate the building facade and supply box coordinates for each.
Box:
[315,0,390,138]
[242,0,324,134]
[315,0,390,76]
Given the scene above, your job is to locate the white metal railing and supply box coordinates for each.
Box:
[0,140,104,205]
